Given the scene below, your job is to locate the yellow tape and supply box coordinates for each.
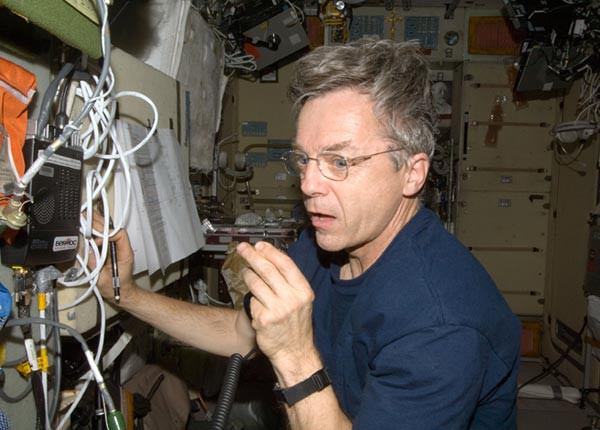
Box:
[38,293,47,311]
[15,349,50,377]
[37,348,49,372]
[15,361,31,377]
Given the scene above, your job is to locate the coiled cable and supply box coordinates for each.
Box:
[209,346,258,430]
[209,353,244,430]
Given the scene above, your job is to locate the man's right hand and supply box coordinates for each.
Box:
[88,213,136,303]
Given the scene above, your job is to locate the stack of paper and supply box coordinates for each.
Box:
[113,120,204,275]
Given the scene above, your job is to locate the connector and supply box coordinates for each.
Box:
[2,199,27,230]
[107,410,125,430]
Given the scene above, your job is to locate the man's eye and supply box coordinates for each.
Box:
[296,155,309,166]
[331,157,348,169]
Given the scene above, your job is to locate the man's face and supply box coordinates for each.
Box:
[432,82,446,100]
[295,88,412,255]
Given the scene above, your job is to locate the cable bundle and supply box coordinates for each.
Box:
[0,0,159,428]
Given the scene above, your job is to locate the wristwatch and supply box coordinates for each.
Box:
[273,368,332,406]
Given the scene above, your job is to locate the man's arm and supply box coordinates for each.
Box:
[272,345,351,429]
[91,218,256,357]
[114,285,256,357]
[236,241,351,430]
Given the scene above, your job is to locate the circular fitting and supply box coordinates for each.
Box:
[234,152,247,171]
[5,207,27,229]
[218,151,228,169]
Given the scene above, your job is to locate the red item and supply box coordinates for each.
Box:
[0,56,37,178]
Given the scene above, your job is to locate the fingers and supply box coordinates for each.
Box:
[236,243,279,311]
[235,241,311,309]
[86,211,134,265]
[88,211,122,248]
[237,241,301,286]
[236,242,286,293]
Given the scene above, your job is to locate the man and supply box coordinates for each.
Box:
[431,80,452,116]
[95,39,520,429]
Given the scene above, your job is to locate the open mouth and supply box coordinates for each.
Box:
[308,212,336,227]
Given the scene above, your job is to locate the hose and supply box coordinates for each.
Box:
[36,62,75,136]
[0,382,32,403]
[48,295,62,426]
[31,371,46,430]
[209,353,244,430]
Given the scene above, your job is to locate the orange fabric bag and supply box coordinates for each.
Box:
[0,57,37,179]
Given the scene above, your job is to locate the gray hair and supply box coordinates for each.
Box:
[288,38,437,168]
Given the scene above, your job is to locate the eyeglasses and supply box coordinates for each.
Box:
[281,148,402,181]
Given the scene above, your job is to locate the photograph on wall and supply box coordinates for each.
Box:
[432,80,453,119]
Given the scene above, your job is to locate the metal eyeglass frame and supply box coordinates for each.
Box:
[281,148,402,181]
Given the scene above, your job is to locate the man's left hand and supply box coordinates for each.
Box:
[235,241,317,372]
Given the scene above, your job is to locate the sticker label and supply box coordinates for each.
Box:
[53,236,78,251]
[39,165,55,178]
[25,338,38,370]
[39,150,82,170]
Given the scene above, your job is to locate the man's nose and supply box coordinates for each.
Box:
[300,159,327,196]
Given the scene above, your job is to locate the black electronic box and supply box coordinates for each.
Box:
[1,137,83,266]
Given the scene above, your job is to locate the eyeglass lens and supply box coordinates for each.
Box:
[283,151,348,181]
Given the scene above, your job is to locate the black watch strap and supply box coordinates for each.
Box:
[273,368,332,406]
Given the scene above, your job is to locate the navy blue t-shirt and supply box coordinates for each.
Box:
[288,207,520,430]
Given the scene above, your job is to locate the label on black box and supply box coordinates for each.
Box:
[53,236,78,252]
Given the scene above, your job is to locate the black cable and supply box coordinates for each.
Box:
[5,317,122,427]
[3,297,61,368]
[5,318,90,358]
[0,300,62,424]
[0,382,32,403]
[36,62,75,136]
[54,72,73,131]
[553,367,576,388]
[519,318,587,391]
[48,295,62,426]
[31,371,46,430]
[109,0,132,25]
[243,346,258,361]
[16,299,46,430]
[209,353,244,430]
[3,355,28,368]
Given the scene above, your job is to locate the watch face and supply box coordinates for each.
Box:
[444,31,459,46]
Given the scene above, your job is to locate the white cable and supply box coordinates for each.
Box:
[217,168,237,191]
[58,86,150,297]
[207,294,232,307]
[106,126,133,231]
[55,287,106,430]
[188,284,196,304]
[58,180,109,292]
[5,0,155,423]
[39,298,50,430]
[13,0,111,198]
[102,397,110,429]
[225,50,257,71]
[284,0,305,24]
[1,128,20,181]
[577,68,600,122]
[78,80,105,159]
[94,91,158,159]
[7,0,134,426]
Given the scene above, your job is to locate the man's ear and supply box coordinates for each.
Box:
[403,153,430,198]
